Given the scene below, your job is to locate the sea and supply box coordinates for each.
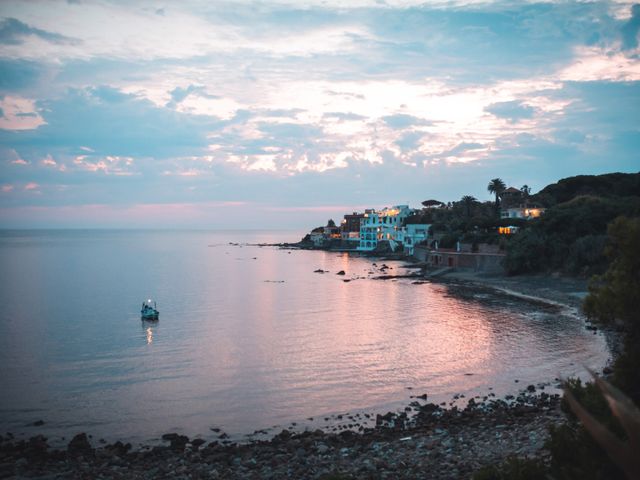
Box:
[0,229,610,446]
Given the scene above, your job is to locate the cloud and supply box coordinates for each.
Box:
[89,85,136,103]
[322,112,367,121]
[485,100,536,122]
[167,84,218,107]
[395,131,426,150]
[0,17,80,46]
[382,114,433,128]
[0,86,222,157]
[621,4,640,50]
[0,59,46,93]
[0,95,45,130]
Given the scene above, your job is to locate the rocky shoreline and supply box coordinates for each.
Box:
[2,388,565,480]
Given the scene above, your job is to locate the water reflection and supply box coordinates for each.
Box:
[0,230,610,445]
[141,321,156,345]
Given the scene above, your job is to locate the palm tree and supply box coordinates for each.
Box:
[460,195,478,218]
[487,178,506,209]
[521,185,531,207]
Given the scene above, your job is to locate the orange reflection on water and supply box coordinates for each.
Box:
[146,326,153,344]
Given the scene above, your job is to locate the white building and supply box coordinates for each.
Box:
[358,205,414,251]
[397,224,431,255]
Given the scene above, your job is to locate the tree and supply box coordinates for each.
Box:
[487,178,506,209]
[584,216,640,331]
[520,185,531,207]
[460,195,478,218]
[584,216,640,400]
[422,199,444,208]
[327,219,336,228]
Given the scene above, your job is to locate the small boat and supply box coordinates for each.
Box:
[141,299,159,320]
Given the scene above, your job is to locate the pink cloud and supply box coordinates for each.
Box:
[41,155,57,166]
[24,182,40,190]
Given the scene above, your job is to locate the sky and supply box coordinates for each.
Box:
[0,0,639,229]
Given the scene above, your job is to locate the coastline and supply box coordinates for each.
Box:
[431,270,588,311]
[424,269,622,362]
[0,266,616,479]
[1,390,565,480]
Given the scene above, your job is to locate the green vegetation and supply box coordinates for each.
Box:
[503,173,640,275]
[584,216,640,400]
[535,173,640,207]
[561,374,640,479]
[409,174,638,276]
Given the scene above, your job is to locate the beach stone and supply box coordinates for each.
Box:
[67,433,92,456]
[316,443,329,454]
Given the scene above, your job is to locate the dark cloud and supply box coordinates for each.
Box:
[621,4,640,50]
[0,59,45,93]
[485,100,536,122]
[167,84,219,107]
[322,112,367,121]
[0,86,222,158]
[257,108,305,118]
[89,85,137,103]
[395,131,425,150]
[0,18,80,46]
[382,114,432,128]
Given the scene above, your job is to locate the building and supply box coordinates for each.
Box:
[358,205,414,251]
[309,223,341,247]
[340,212,365,242]
[498,226,519,235]
[500,206,545,220]
[396,224,431,255]
[499,187,524,208]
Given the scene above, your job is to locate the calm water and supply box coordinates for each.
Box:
[0,230,609,445]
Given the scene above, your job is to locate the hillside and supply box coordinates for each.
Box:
[504,172,640,275]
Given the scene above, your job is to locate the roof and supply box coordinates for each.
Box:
[502,187,522,194]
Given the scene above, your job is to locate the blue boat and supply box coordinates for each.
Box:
[141,299,159,320]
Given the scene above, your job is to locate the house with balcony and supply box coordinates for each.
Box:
[358,205,414,251]
[396,224,431,255]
